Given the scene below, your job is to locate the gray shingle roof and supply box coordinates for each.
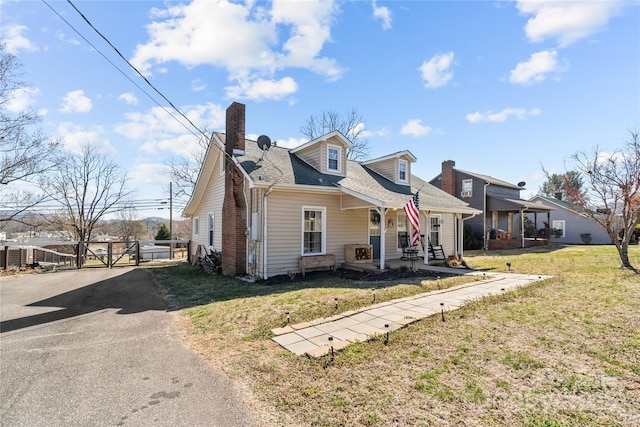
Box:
[456,169,524,190]
[223,133,479,213]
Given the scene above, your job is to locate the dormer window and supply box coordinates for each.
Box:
[327,145,341,173]
[398,160,408,182]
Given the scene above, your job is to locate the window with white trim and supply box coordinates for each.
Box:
[397,213,408,249]
[208,213,215,247]
[398,160,408,182]
[327,145,341,172]
[193,217,199,235]
[461,179,473,197]
[430,215,441,246]
[552,220,565,237]
[302,207,325,254]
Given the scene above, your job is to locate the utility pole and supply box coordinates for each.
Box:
[169,181,173,259]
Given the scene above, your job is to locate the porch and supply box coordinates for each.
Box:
[342,256,450,273]
[487,237,550,250]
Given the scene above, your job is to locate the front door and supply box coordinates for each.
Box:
[369,209,381,259]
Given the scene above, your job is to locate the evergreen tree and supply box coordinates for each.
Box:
[155,223,171,241]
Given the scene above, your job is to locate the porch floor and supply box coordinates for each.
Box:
[342,257,447,273]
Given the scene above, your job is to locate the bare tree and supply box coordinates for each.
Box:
[0,43,60,227]
[43,143,133,242]
[165,130,211,199]
[300,108,369,161]
[115,204,145,243]
[571,130,640,272]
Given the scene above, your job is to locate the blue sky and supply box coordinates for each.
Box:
[2,0,639,219]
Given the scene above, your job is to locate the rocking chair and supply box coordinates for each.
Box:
[420,235,446,260]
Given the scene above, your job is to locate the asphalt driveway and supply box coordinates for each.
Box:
[0,267,254,426]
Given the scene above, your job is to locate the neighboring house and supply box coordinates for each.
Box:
[429,160,553,250]
[183,102,480,279]
[527,195,612,245]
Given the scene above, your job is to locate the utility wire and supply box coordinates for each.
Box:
[40,0,201,141]
[41,0,246,213]
[64,0,207,139]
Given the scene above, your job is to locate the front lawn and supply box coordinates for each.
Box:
[151,245,640,427]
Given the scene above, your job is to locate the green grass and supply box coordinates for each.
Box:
[150,245,640,427]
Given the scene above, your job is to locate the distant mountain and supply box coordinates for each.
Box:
[142,217,169,223]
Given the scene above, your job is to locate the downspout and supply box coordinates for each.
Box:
[262,184,276,279]
[242,177,251,278]
[378,206,386,271]
[483,182,490,250]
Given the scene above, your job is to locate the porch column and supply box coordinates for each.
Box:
[375,206,387,271]
[456,213,463,260]
[423,210,430,265]
[520,209,525,248]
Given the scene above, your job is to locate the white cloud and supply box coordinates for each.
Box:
[372,1,392,31]
[57,122,116,154]
[5,87,40,112]
[128,163,172,185]
[517,0,623,47]
[130,0,343,101]
[418,52,454,89]
[118,92,138,105]
[466,107,541,123]
[191,79,206,92]
[3,25,38,53]
[509,50,568,85]
[114,102,225,156]
[60,90,92,113]
[400,119,432,136]
[271,137,308,149]
[225,76,298,101]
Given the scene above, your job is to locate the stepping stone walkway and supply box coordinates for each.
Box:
[271,270,551,358]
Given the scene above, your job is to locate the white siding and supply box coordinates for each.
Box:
[190,154,225,255]
[367,158,396,183]
[382,210,457,259]
[265,191,367,278]
[295,145,322,171]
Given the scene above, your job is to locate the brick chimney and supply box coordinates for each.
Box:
[222,102,247,276]
[442,160,456,196]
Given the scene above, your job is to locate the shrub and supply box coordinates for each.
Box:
[463,224,481,250]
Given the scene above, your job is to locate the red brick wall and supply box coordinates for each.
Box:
[442,160,456,196]
[221,102,247,276]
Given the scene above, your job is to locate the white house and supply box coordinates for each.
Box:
[183,102,480,279]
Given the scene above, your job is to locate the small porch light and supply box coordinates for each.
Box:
[328,336,334,359]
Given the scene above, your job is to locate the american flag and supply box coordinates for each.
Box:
[404,193,420,246]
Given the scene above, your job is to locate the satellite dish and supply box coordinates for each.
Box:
[517,181,526,187]
[257,135,271,151]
